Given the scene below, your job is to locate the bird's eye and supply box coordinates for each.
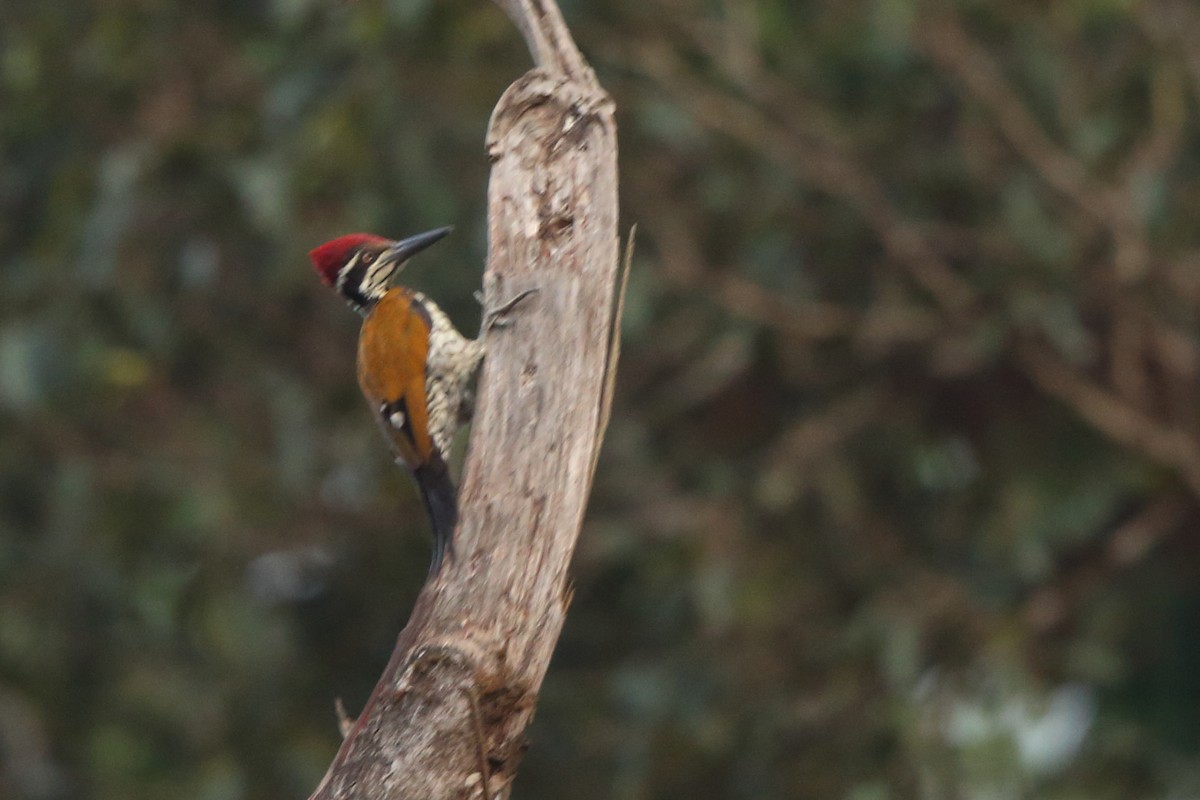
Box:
[361,251,377,265]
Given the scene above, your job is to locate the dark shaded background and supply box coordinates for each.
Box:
[3,0,1200,798]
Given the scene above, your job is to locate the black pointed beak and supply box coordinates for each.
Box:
[384,226,453,264]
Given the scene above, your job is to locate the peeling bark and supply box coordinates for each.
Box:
[307,1,618,798]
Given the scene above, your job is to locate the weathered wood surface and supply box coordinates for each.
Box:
[307,1,618,797]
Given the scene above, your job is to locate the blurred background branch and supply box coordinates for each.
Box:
[3,0,1200,798]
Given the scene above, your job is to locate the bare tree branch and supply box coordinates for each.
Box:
[917,12,1153,283]
[307,2,619,797]
[1024,494,1189,634]
[623,37,977,314]
[492,0,590,81]
[1016,339,1200,499]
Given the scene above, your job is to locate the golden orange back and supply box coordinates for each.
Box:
[356,288,434,468]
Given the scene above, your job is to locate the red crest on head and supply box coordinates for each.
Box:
[309,233,390,287]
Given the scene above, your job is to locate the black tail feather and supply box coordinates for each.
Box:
[412,456,458,574]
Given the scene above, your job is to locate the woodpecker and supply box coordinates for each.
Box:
[309,227,525,574]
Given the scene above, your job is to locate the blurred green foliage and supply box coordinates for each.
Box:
[3,0,1200,798]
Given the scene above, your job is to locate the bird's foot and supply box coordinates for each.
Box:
[477,275,540,335]
[484,288,539,329]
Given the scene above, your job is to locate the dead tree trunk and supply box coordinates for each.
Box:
[307,1,619,798]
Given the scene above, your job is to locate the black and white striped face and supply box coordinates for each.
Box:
[336,244,400,312]
[335,227,453,313]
